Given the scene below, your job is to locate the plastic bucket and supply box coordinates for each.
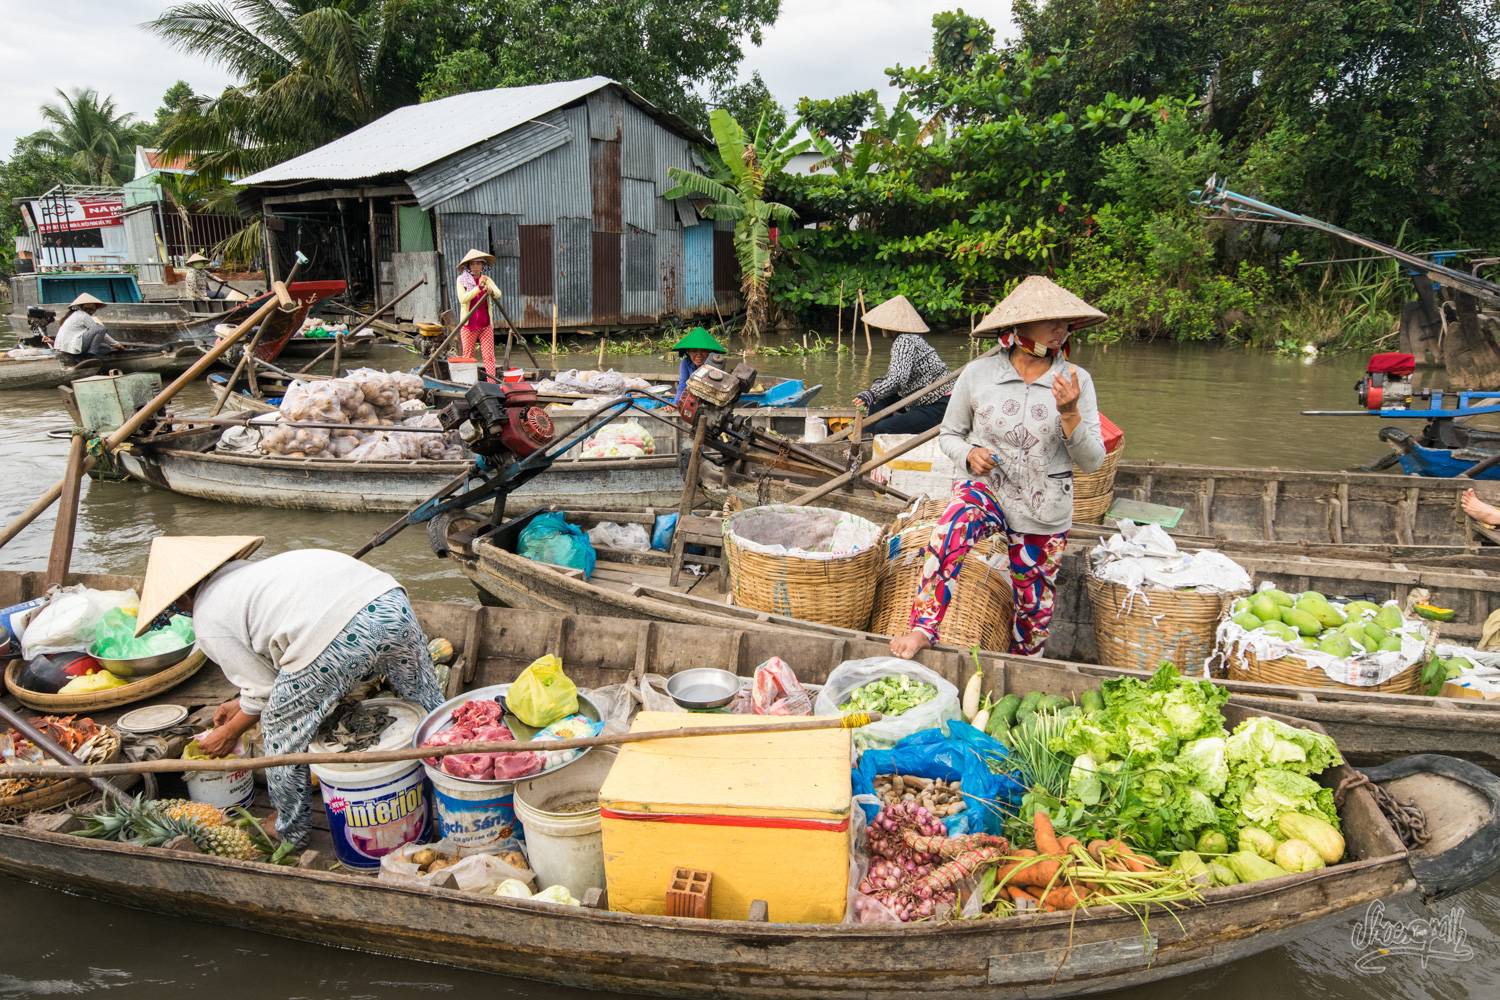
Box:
[425,763,523,847]
[448,356,478,385]
[513,749,616,898]
[185,766,253,809]
[502,367,524,383]
[308,699,429,870]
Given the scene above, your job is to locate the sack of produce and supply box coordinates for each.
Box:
[724,506,884,629]
[20,585,139,660]
[507,654,580,728]
[579,420,656,459]
[852,722,1024,835]
[378,837,534,894]
[518,512,597,580]
[813,657,961,749]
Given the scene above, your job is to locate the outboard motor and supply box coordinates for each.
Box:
[24,306,56,344]
[437,381,554,461]
[1356,352,1416,410]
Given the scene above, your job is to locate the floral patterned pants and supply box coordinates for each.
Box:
[908,480,1068,656]
[460,323,497,379]
[260,588,445,846]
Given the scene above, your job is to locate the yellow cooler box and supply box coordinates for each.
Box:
[599,711,852,923]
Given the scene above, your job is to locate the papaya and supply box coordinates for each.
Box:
[1343,600,1380,620]
[1375,603,1405,631]
[1414,602,1456,623]
[1264,589,1295,608]
[1232,611,1265,632]
[1281,608,1323,637]
[1318,633,1354,658]
[1249,593,1281,624]
[1260,620,1299,642]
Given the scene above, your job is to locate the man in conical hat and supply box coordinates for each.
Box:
[52,293,125,366]
[891,275,1108,661]
[669,325,725,405]
[137,538,444,846]
[853,294,952,434]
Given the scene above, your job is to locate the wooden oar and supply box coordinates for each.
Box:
[785,426,944,507]
[0,712,882,780]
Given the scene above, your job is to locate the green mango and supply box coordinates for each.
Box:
[1449,656,1474,673]
[1231,597,1250,617]
[1297,596,1345,628]
[1362,622,1388,648]
[1299,637,1322,650]
[1343,600,1380,620]
[1318,633,1354,658]
[1282,608,1324,637]
[1374,604,1405,631]
[1249,593,1281,624]
[1232,611,1265,632]
[1339,622,1370,648]
[1299,591,1330,607]
[1260,621,1299,642]
[1378,636,1403,653]
[1264,589,1295,608]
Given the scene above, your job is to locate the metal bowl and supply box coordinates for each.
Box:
[412,682,603,785]
[666,668,741,710]
[91,643,195,678]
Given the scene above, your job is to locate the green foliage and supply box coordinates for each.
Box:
[714,72,788,138]
[796,90,878,152]
[36,88,140,185]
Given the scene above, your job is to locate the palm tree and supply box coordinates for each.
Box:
[147,1,411,177]
[664,109,809,337]
[36,89,137,184]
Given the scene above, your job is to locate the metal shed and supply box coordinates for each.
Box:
[237,77,734,331]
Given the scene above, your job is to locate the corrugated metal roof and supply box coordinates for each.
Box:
[407,114,571,208]
[240,77,617,186]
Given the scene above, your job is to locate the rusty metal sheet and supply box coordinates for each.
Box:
[555,217,592,324]
[519,224,554,296]
[713,229,737,292]
[591,139,622,231]
[592,229,622,323]
[623,228,658,319]
[622,178,655,231]
[658,226,682,314]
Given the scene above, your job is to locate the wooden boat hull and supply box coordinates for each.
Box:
[274,333,376,360]
[0,347,203,391]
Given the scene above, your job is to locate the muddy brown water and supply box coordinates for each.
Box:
[2,331,1494,999]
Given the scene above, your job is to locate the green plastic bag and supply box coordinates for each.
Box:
[507,654,578,728]
[89,608,195,659]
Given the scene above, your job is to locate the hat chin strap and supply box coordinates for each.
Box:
[1006,332,1070,359]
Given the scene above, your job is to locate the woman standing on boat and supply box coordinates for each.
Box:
[853,295,951,434]
[134,537,445,846]
[456,248,500,380]
[670,326,726,405]
[890,277,1107,660]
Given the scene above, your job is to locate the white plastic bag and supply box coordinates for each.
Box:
[812,657,961,750]
[587,521,651,551]
[377,838,535,894]
[21,586,140,659]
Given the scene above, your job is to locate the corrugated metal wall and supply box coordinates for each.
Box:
[489,214,521,310]
[121,210,162,283]
[556,217,592,324]
[624,228,658,320]
[438,105,590,222]
[592,230,622,322]
[683,222,715,310]
[439,212,490,314]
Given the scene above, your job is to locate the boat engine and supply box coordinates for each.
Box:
[437,381,555,461]
[1356,352,1416,410]
[679,363,757,423]
[24,306,55,344]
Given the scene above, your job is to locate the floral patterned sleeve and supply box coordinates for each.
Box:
[859,335,918,406]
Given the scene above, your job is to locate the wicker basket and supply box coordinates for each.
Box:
[0,725,121,821]
[1073,440,1123,525]
[1220,645,1425,694]
[723,506,884,629]
[870,502,1014,649]
[4,648,206,713]
[1087,574,1242,673]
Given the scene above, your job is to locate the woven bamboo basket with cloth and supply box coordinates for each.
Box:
[1072,437,1124,525]
[1087,574,1243,673]
[723,505,884,629]
[1218,645,1425,694]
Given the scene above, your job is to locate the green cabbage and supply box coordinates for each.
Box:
[1226,717,1342,776]
[1238,769,1339,829]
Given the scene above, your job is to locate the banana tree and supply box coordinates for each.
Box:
[664,108,809,337]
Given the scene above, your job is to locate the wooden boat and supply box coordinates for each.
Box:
[206,280,348,364]
[0,343,205,392]
[115,426,688,514]
[439,506,1500,768]
[273,330,377,360]
[2,568,1498,998]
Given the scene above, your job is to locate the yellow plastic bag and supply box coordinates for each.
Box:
[57,670,128,695]
[507,654,578,728]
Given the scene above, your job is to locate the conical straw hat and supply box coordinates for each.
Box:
[184,252,210,265]
[135,536,265,636]
[974,276,1106,334]
[68,293,106,310]
[457,248,494,268]
[861,294,930,333]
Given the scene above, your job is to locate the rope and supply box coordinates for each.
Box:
[1336,771,1430,849]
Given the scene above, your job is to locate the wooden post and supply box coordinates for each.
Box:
[331,334,343,378]
[45,434,86,588]
[367,198,380,305]
[836,280,844,348]
[669,416,711,587]
[846,405,863,493]
[598,333,607,369]
[551,303,559,355]
[858,289,871,354]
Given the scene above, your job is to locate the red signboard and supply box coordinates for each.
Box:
[29,195,124,233]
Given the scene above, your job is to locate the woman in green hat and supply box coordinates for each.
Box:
[670,326,726,405]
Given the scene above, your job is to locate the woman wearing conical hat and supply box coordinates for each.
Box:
[890,276,1107,660]
[853,295,952,434]
[51,293,124,366]
[456,248,501,379]
[669,326,726,405]
[134,537,444,846]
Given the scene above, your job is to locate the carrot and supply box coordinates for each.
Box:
[1107,839,1157,872]
[1057,836,1081,854]
[1013,848,1039,858]
[1039,885,1086,910]
[1086,839,1109,863]
[1007,886,1041,908]
[1033,811,1063,855]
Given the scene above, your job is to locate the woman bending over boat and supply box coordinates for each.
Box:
[890,277,1107,660]
[134,537,444,845]
[853,295,952,434]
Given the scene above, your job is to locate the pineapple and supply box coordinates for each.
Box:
[148,798,227,828]
[192,823,259,860]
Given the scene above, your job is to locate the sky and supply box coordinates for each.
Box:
[0,0,1016,156]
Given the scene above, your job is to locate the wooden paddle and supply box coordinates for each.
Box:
[0,712,882,780]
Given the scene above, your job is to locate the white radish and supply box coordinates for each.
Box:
[971,707,990,732]
[962,666,983,720]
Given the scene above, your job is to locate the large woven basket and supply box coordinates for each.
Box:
[870,500,1014,650]
[1073,440,1123,525]
[724,506,884,629]
[4,648,206,713]
[0,724,121,821]
[1087,574,1242,673]
[1219,645,1425,695]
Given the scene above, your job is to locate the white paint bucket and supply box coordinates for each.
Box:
[308,699,428,870]
[185,765,253,810]
[448,356,478,385]
[803,415,828,442]
[424,763,522,847]
[512,749,616,899]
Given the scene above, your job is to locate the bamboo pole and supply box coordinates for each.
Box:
[786,426,943,508]
[822,344,1004,446]
[416,294,486,377]
[551,303,558,354]
[44,434,86,588]
[0,712,883,779]
[858,289,871,354]
[836,279,844,348]
[598,333,607,368]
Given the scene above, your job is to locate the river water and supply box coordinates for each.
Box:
[2,330,1494,999]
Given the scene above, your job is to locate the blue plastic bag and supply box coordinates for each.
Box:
[518,513,596,579]
[650,513,678,552]
[852,722,1023,836]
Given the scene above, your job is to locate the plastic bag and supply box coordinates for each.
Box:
[812,657,961,750]
[518,512,596,579]
[651,513,678,551]
[587,521,650,552]
[750,657,812,715]
[533,713,603,767]
[580,420,656,459]
[852,722,1024,836]
[587,675,683,732]
[89,608,195,659]
[378,838,535,894]
[843,802,901,924]
[508,654,579,728]
[20,586,139,659]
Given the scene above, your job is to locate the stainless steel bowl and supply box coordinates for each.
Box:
[91,643,195,678]
[666,668,741,710]
[412,682,603,785]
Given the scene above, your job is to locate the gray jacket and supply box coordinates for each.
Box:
[937,352,1106,534]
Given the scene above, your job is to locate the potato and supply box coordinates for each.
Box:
[411,847,437,868]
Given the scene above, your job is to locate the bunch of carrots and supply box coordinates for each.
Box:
[979,811,1201,914]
